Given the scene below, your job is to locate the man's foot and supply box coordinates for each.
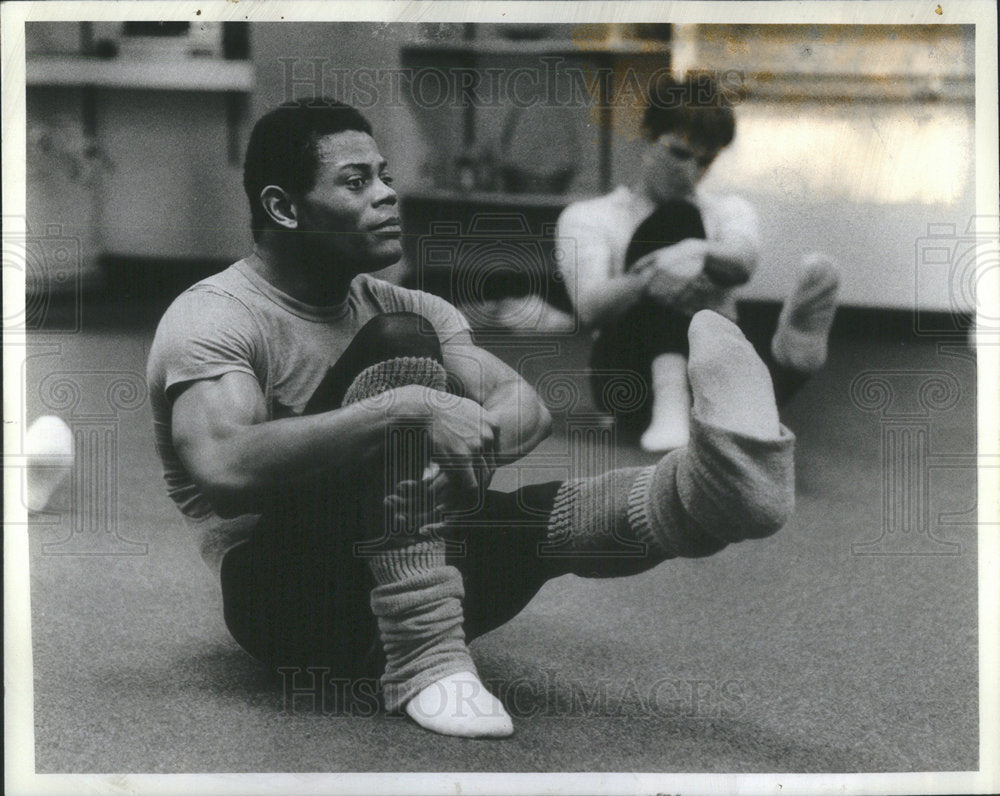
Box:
[404,671,514,738]
[25,415,74,512]
[688,310,780,439]
[640,353,691,452]
[771,253,840,373]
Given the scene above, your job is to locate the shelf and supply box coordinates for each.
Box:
[402,187,593,210]
[402,39,670,60]
[27,57,255,92]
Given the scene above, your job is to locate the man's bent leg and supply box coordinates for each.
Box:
[338,318,512,737]
[220,313,465,698]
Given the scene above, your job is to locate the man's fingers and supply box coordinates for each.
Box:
[452,463,479,496]
[425,469,449,496]
[391,479,421,498]
[470,453,490,491]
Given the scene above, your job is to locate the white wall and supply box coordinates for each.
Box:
[707,100,975,310]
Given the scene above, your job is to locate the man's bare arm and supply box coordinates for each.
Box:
[442,331,553,465]
[171,371,493,518]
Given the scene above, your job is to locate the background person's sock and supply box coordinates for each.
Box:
[771,253,840,373]
[640,353,691,452]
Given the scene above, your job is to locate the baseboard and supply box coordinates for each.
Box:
[737,299,975,343]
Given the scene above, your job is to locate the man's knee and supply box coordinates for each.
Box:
[305,312,445,414]
[353,312,443,364]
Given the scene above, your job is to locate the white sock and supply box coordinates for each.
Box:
[640,353,691,452]
[405,671,514,738]
[688,311,780,439]
[25,415,74,512]
[771,253,840,373]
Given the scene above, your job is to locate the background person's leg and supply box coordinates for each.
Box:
[590,301,691,440]
[605,198,706,447]
[740,253,841,406]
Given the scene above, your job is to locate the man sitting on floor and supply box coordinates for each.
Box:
[147,98,797,738]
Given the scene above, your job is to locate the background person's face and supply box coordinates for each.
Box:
[640,132,718,203]
[295,130,402,271]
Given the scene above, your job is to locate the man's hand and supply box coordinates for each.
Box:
[389,385,500,516]
[426,392,500,501]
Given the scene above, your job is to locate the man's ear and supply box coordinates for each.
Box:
[259,185,299,231]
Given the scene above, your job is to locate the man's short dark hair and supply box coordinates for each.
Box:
[243,98,373,240]
[642,73,736,153]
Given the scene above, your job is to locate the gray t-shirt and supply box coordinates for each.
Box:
[147,260,470,573]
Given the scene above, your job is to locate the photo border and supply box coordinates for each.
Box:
[3,2,997,794]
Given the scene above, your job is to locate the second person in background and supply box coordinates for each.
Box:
[556,72,840,451]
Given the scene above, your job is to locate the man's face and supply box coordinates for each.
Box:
[640,132,719,203]
[294,130,402,271]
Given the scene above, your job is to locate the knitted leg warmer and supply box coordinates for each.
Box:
[366,541,474,711]
[342,356,475,712]
[545,417,795,576]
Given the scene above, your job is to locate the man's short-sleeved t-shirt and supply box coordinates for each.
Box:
[146,260,470,572]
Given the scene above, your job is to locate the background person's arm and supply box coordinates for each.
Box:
[556,204,655,329]
[633,195,762,307]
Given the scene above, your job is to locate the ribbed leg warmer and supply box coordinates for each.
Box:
[342,356,475,713]
[545,416,795,576]
[366,541,474,711]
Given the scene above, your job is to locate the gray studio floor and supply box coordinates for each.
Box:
[24,294,977,774]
